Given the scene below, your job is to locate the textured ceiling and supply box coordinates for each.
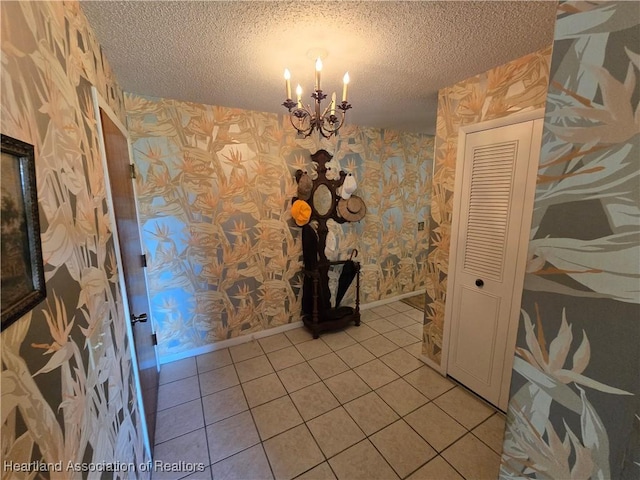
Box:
[81,1,557,134]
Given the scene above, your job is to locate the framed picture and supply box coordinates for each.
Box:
[1,134,45,330]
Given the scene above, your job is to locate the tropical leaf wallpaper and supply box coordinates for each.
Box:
[125,95,433,361]
[1,1,148,477]
[423,45,553,364]
[501,2,640,478]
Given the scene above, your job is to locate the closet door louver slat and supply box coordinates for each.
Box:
[462,141,518,281]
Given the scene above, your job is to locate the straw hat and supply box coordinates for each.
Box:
[297,172,313,201]
[291,200,312,226]
[337,196,366,222]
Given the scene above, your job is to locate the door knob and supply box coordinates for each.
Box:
[475,279,484,287]
[131,312,148,324]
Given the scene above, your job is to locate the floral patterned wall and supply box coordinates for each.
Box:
[423,45,553,364]
[1,1,148,476]
[125,94,433,361]
[501,2,639,478]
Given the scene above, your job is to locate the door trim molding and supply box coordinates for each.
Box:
[497,116,544,408]
[455,108,545,135]
[91,87,152,459]
[440,108,545,382]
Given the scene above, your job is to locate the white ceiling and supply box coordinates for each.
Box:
[81,1,557,134]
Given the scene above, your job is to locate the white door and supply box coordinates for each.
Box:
[446,117,543,410]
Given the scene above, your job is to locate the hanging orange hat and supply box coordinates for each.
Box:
[291,200,312,226]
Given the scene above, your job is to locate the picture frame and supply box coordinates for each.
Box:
[1,134,45,330]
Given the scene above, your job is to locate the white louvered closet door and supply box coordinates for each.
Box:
[447,119,542,410]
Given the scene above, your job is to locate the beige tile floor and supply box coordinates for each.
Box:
[152,301,505,480]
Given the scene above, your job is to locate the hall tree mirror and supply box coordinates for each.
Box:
[294,149,364,339]
[313,184,333,216]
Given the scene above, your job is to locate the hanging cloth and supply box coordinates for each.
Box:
[302,224,331,315]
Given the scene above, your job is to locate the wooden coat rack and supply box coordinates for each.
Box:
[294,150,362,338]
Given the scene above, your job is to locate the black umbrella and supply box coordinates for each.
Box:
[335,250,358,308]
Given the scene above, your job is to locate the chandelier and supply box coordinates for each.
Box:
[282,59,351,138]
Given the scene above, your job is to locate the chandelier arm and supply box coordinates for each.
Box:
[289,108,311,136]
[332,112,346,132]
[280,69,351,138]
[320,103,333,119]
[314,112,342,138]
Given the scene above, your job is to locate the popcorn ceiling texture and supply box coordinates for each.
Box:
[81,1,557,134]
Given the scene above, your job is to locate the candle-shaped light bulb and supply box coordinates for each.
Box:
[284,69,291,99]
[331,92,336,115]
[296,84,302,108]
[342,72,350,102]
[315,58,322,91]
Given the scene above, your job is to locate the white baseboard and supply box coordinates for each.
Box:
[159,321,303,365]
[360,289,426,310]
[159,288,426,365]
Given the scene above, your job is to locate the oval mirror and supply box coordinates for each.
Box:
[313,184,333,216]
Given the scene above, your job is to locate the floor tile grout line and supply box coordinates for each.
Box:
[370,379,430,421]
[362,381,475,480]
[308,355,464,468]
[203,363,247,466]
[155,380,203,414]
[467,413,506,456]
[429,411,500,480]
[469,429,505,457]
[403,452,469,480]
[399,402,463,458]
[152,379,212,478]
[157,357,198,387]
[229,357,278,480]
[256,443,275,480]
[196,365,214,476]
[339,389,398,438]
[156,306,500,479]
[175,311,410,381]
[222,386,328,477]
[397,381,498,453]
[428,403,470,438]
[293,338,333,362]
[152,422,208,448]
[292,459,339,480]
[326,315,493,475]
[240,376,276,479]
[239,340,356,473]
[303,411,392,475]
[194,349,234,376]
[439,452,470,480]
[207,441,269,476]
[319,373,372,407]
[153,398,207,447]
[401,453,440,480]
[283,387,332,474]
[242,354,403,474]
[257,333,295,355]
[363,420,413,480]
[445,373,503,413]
